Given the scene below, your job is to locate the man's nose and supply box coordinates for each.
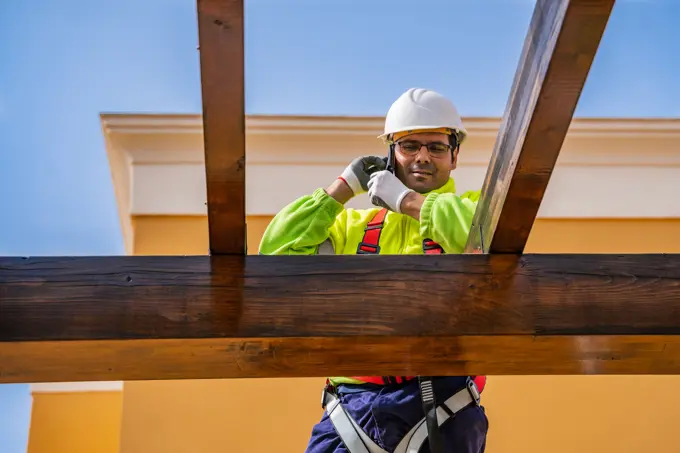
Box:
[415,146,431,163]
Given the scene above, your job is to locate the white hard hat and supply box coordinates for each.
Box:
[378,88,467,145]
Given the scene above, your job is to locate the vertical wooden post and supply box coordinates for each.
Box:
[197,0,246,254]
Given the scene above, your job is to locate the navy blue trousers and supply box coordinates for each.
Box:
[305,377,488,453]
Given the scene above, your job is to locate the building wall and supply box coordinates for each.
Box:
[130,215,273,256]
[27,390,122,453]
[116,214,680,453]
[526,218,680,253]
[133,216,680,256]
[119,378,325,453]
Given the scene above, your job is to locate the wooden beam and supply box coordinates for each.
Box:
[197,0,246,255]
[3,253,680,383]
[465,0,615,254]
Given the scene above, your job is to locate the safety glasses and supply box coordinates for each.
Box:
[396,140,452,157]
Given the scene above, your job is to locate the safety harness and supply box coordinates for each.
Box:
[322,377,481,453]
[356,208,444,255]
[320,208,483,453]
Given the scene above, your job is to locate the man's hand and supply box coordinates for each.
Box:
[340,155,386,195]
[328,155,386,204]
[367,170,414,214]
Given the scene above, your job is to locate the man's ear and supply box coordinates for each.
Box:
[448,134,460,171]
[451,147,460,170]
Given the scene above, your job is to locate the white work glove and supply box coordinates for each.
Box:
[340,156,386,195]
[367,170,413,213]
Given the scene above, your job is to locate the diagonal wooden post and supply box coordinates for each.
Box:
[465,0,615,254]
[197,0,246,255]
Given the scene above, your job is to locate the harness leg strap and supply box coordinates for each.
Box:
[419,377,445,453]
[322,379,481,453]
[323,389,388,453]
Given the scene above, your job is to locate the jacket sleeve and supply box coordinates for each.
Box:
[258,188,348,255]
[418,189,481,254]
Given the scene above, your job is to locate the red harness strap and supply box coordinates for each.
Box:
[352,208,486,393]
[354,375,486,393]
[356,209,444,255]
[356,208,389,254]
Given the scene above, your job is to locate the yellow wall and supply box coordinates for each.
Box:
[27,391,123,453]
[131,216,273,256]
[114,215,680,453]
[482,375,680,453]
[527,218,680,253]
[119,378,325,453]
[131,216,680,255]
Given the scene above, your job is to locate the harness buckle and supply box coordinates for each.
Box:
[422,239,444,253]
[357,242,380,254]
[422,240,437,249]
[466,378,481,406]
[321,382,334,409]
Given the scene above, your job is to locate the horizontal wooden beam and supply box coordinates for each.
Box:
[2,253,680,383]
[5,336,680,384]
[197,0,246,254]
[465,0,615,254]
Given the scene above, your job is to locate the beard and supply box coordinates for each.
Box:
[398,163,448,193]
[409,163,436,176]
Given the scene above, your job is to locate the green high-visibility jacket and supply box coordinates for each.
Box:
[258,177,480,385]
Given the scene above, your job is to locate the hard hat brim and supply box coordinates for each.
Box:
[378,125,468,145]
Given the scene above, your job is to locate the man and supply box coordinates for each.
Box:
[259,88,488,453]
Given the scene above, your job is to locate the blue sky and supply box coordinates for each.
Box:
[0,0,678,451]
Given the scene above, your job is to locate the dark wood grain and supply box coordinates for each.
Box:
[465,0,615,254]
[197,0,246,254]
[2,253,680,382]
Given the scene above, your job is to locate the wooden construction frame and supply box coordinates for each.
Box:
[4,0,680,384]
[464,0,616,254]
[2,253,680,383]
[198,0,246,255]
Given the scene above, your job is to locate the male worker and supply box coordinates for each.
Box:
[259,88,488,453]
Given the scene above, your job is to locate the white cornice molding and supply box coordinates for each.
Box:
[100,113,680,138]
[31,381,123,393]
[100,113,680,170]
[101,113,680,253]
[101,113,680,168]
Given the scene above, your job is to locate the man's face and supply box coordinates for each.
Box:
[394,132,459,193]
